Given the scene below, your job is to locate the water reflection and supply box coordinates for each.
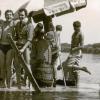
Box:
[0,91,32,100]
[32,92,79,100]
[0,91,79,100]
[0,90,100,100]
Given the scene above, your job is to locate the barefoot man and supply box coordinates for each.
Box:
[58,21,91,86]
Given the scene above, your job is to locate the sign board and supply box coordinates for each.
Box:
[44,1,70,16]
[32,0,87,22]
[70,0,87,8]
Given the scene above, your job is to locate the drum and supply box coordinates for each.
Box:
[32,63,53,87]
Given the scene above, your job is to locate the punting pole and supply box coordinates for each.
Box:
[58,53,67,87]
[8,34,41,93]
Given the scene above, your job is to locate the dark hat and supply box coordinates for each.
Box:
[56,25,62,31]
[48,22,55,31]
[73,21,81,27]
[28,11,35,17]
[37,23,43,29]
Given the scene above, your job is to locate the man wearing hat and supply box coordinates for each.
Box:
[30,23,54,87]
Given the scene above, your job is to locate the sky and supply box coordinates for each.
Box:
[0,0,100,45]
[53,0,100,45]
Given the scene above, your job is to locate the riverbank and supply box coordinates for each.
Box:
[61,43,100,54]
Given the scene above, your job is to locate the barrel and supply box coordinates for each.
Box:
[32,63,53,87]
[62,55,80,86]
[65,71,79,86]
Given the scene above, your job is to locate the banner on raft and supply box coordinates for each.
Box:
[44,0,87,16]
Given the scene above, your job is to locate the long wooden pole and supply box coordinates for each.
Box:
[58,53,66,87]
[53,30,67,87]
[8,34,41,93]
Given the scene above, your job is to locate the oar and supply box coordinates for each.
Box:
[58,53,67,87]
[53,30,67,87]
[8,33,41,93]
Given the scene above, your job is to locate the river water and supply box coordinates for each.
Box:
[0,53,100,100]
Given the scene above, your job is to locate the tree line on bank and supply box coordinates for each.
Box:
[61,43,100,54]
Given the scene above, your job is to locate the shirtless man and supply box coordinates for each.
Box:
[14,9,34,89]
[0,10,15,88]
[58,21,91,86]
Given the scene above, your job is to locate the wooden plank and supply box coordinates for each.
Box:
[8,34,41,93]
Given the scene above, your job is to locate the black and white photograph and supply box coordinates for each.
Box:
[0,0,100,100]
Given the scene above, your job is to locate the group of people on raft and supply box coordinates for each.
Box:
[0,8,91,89]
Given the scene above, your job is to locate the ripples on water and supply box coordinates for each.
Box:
[0,91,32,100]
[0,91,100,100]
